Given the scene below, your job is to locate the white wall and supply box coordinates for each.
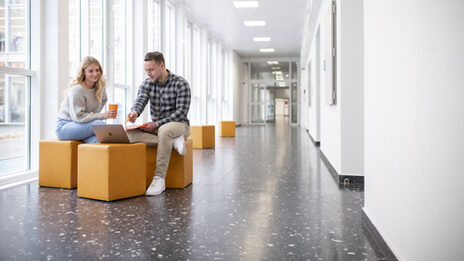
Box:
[319,1,342,173]
[299,61,309,129]
[300,0,364,176]
[307,44,320,142]
[364,1,464,260]
[339,0,364,175]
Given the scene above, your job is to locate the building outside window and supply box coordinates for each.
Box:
[0,0,32,177]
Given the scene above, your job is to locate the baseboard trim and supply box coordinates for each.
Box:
[362,209,398,261]
[0,170,38,190]
[319,149,364,187]
[305,129,320,147]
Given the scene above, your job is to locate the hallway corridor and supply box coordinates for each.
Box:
[0,123,387,260]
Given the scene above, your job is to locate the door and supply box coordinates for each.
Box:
[250,83,265,124]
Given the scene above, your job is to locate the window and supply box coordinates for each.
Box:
[221,49,232,120]
[191,24,201,124]
[147,0,160,52]
[0,0,32,176]
[206,39,217,124]
[68,0,130,124]
[110,0,127,123]
[69,0,104,76]
[184,21,192,85]
[68,0,80,79]
[0,0,27,67]
[89,0,103,63]
[164,1,175,71]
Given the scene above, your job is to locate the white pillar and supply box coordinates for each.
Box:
[42,0,69,139]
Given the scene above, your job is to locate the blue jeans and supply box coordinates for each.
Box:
[56,119,105,143]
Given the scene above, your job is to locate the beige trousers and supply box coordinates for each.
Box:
[154,121,190,179]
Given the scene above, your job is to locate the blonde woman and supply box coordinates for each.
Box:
[56,56,115,143]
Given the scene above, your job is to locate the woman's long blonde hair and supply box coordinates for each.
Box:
[66,56,106,101]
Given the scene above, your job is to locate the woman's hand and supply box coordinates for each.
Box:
[102,110,117,119]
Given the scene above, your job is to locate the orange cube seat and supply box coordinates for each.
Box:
[77,143,146,201]
[220,121,236,137]
[146,138,193,189]
[189,125,215,149]
[39,140,82,189]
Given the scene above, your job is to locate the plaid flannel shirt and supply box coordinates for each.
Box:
[131,70,191,127]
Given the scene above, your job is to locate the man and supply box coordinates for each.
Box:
[128,51,191,196]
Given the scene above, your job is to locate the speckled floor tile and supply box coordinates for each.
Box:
[0,122,387,260]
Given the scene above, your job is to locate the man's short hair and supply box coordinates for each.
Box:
[144,52,165,65]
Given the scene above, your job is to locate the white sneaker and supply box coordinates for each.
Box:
[172,135,185,156]
[146,176,166,196]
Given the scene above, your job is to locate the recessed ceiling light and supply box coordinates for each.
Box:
[271,66,280,69]
[267,61,279,65]
[244,20,266,27]
[233,1,259,8]
[253,37,271,42]
[259,48,275,53]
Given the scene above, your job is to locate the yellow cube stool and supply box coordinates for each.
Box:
[220,121,236,137]
[189,125,215,149]
[146,138,193,189]
[39,140,82,189]
[77,143,146,201]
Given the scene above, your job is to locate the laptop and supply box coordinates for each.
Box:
[92,124,132,143]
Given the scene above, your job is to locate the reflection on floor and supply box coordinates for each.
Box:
[0,122,388,260]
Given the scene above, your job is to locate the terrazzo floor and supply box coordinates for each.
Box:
[0,119,388,260]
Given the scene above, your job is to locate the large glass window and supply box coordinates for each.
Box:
[184,21,192,85]
[147,0,160,52]
[184,21,196,123]
[0,0,31,176]
[206,38,217,125]
[111,0,127,123]
[89,0,103,62]
[68,0,80,79]
[191,24,201,124]
[220,49,226,120]
[68,0,129,123]
[216,44,222,121]
[164,1,175,71]
[220,49,233,121]
[0,0,27,68]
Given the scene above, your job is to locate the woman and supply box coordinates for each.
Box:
[56,56,115,143]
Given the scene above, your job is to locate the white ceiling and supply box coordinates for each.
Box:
[182,0,307,58]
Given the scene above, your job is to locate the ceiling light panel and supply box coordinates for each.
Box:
[253,37,271,42]
[233,1,259,8]
[259,48,275,52]
[244,20,266,27]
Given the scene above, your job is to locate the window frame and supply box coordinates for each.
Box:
[0,0,35,184]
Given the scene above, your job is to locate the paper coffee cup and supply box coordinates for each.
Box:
[108,104,118,119]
